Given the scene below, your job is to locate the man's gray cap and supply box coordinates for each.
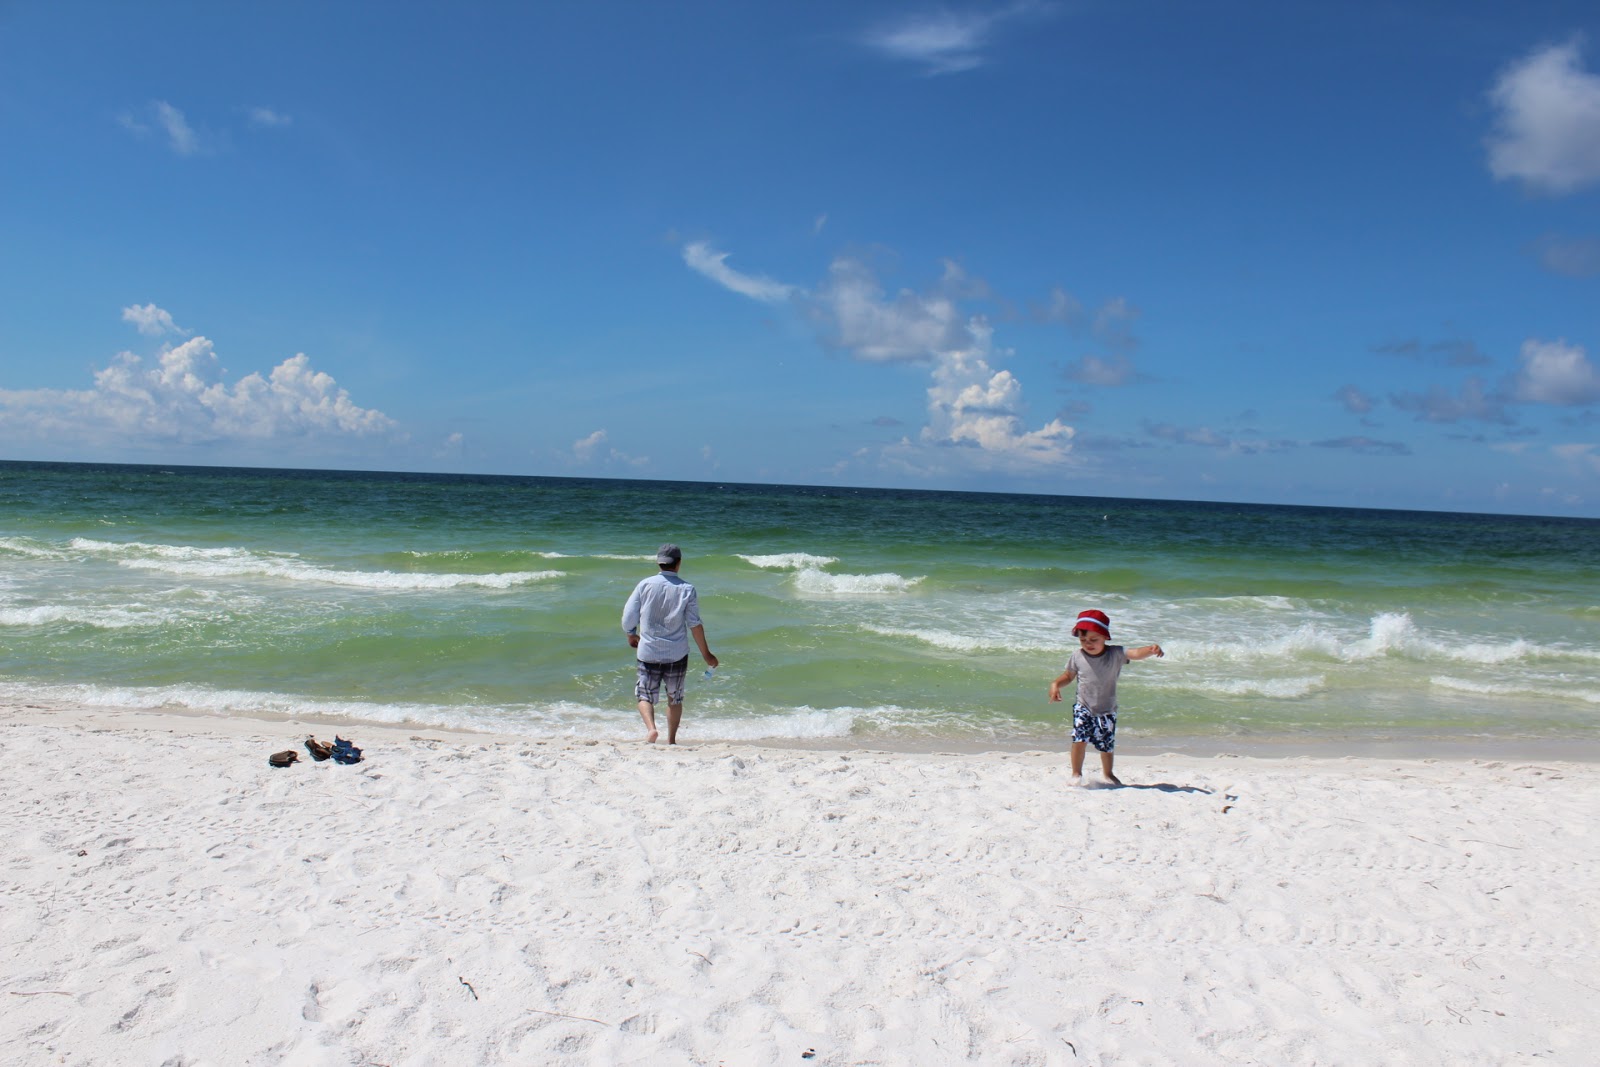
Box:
[656,543,682,565]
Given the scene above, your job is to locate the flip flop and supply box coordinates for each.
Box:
[331,736,363,765]
[305,736,333,761]
[268,749,299,768]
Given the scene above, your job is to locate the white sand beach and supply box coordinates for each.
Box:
[2,704,1596,1066]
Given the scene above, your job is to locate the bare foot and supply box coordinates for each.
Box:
[645,730,658,743]
[1102,772,1123,786]
[1068,773,1088,787]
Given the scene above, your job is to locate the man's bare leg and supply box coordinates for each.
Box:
[1100,751,1121,786]
[1069,741,1087,784]
[666,702,683,745]
[637,699,659,743]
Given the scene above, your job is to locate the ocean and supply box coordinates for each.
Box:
[2,460,1597,752]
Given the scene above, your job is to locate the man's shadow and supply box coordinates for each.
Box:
[1113,783,1213,793]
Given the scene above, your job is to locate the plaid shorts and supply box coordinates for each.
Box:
[635,656,689,705]
[1072,704,1117,752]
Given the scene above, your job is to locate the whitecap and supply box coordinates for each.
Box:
[791,567,922,596]
[739,552,840,570]
[67,537,562,590]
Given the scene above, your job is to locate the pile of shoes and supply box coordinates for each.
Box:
[267,734,363,767]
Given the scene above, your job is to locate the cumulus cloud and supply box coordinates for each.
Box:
[683,242,796,304]
[121,303,186,337]
[808,256,976,362]
[1513,338,1600,406]
[1486,39,1600,194]
[0,309,394,448]
[686,242,1074,473]
[570,429,647,468]
[860,2,1047,75]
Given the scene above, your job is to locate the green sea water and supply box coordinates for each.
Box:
[2,460,1598,748]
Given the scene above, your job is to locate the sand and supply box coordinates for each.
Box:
[2,703,1596,1066]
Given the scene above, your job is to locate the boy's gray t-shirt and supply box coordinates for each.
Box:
[1068,645,1129,714]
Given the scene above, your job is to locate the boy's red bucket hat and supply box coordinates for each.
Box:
[1073,610,1111,637]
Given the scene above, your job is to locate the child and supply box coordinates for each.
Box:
[1048,609,1163,786]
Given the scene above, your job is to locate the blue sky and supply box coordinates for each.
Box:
[3,2,1599,516]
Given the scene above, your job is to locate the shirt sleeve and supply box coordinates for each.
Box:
[684,585,701,629]
[621,583,641,634]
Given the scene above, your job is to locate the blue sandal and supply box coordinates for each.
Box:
[331,736,363,765]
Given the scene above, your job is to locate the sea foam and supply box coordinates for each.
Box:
[68,538,563,591]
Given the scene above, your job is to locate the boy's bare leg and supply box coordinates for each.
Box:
[637,699,659,743]
[1099,751,1122,786]
[666,702,683,745]
[1069,741,1087,782]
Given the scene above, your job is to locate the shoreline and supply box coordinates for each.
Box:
[9,698,1599,764]
[4,699,1597,1064]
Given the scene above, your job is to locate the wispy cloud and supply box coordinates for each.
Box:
[1143,422,1295,455]
[1333,384,1375,414]
[1531,233,1600,277]
[1372,336,1493,367]
[248,106,293,128]
[861,2,1049,75]
[1312,436,1412,456]
[119,100,203,156]
[682,242,796,303]
[0,308,395,447]
[1389,378,1511,424]
[1486,39,1600,194]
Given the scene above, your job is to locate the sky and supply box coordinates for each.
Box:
[2,2,1599,517]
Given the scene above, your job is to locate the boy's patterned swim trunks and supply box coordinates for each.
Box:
[1072,704,1117,752]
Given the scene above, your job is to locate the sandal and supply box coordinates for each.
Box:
[305,736,333,761]
[268,749,299,768]
[331,736,363,765]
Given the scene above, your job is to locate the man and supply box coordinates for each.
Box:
[621,543,718,744]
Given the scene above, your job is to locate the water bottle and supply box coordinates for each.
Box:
[703,666,715,681]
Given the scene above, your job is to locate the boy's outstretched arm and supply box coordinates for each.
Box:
[1048,668,1076,702]
[1127,643,1164,661]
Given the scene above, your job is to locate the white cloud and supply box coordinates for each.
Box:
[0,311,394,447]
[911,320,1074,468]
[688,245,1073,473]
[1514,338,1600,406]
[682,242,796,303]
[248,107,292,128]
[570,428,647,469]
[121,303,186,337]
[119,101,203,155]
[572,429,608,462]
[810,256,975,362]
[154,101,200,156]
[861,3,1046,76]
[1486,40,1600,194]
